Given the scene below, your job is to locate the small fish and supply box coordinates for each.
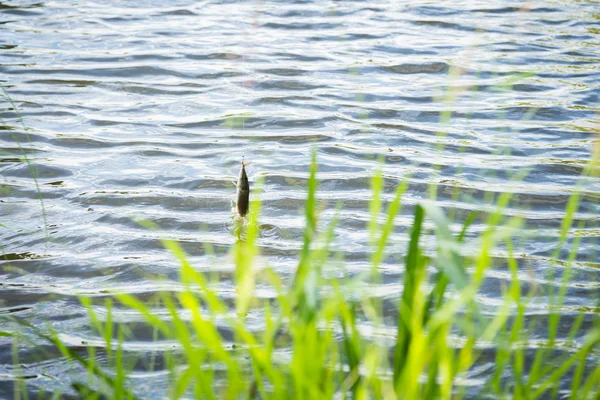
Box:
[235,160,250,217]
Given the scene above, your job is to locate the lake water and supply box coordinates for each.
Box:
[1,0,599,397]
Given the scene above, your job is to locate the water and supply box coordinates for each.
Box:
[1,0,599,397]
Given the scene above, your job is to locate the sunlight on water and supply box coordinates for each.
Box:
[1,0,599,397]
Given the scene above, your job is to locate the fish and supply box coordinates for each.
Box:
[235,160,250,217]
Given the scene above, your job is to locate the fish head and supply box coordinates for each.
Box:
[238,161,249,191]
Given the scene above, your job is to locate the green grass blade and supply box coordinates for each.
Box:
[393,204,425,387]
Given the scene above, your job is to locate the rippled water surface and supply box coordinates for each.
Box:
[1,0,599,397]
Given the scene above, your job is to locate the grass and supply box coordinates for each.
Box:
[1,42,599,399]
[0,84,48,238]
[2,147,599,399]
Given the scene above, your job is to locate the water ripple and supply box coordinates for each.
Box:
[1,0,599,396]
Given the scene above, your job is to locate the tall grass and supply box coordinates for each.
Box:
[2,70,599,398]
[4,149,599,399]
[0,84,48,236]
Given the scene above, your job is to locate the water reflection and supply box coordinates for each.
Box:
[0,0,599,397]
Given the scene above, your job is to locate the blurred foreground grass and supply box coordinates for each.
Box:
[3,150,599,399]
[2,68,600,398]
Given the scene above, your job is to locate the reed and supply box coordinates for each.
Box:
[2,76,599,399]
[4,150,598,399]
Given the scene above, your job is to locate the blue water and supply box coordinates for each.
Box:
[1,0,599,397]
